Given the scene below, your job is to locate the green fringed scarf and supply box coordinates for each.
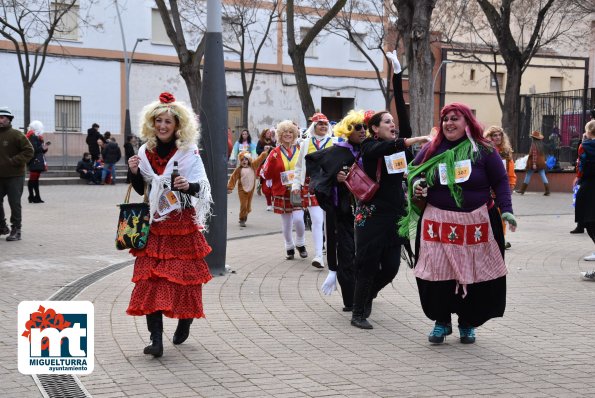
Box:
[397,139,488,239]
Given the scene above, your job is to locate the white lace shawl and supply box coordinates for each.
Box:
[138,143,212,230]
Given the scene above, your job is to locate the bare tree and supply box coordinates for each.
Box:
[154,0,206,113]
[286,0,348,120]
[326,0,396,109]
[435,0,588,148]
[393,0,437,138]
[568,0,595,14]
[0,0,96,127]
[222,0,282,129]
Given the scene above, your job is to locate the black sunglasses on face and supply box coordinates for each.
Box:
[349,123,366,131]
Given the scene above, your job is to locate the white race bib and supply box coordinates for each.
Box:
[438,159,472,185]
[157,189,181,216]
[280,170,295,186]
[384,151,408,174]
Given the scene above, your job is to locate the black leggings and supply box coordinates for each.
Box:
[586,222,595,245]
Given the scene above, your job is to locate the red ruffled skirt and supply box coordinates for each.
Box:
[126,208,212,319]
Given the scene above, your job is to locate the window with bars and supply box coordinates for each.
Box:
[55,95,81,132]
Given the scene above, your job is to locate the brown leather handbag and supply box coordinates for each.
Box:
[344,156,381,202]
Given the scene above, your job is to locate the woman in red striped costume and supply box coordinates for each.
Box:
[262,120,308,260]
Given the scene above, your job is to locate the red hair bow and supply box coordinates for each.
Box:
[159,92,175,104]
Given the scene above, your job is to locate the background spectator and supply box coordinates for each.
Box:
[101,137,121,185]
[76,152,100,184]
[86,123,103,161]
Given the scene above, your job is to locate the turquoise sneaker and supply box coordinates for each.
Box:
[428,322,452,344]
[458,326,476,344]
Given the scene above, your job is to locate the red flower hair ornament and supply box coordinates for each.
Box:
[159,92,176,104]
[363,110,375,126]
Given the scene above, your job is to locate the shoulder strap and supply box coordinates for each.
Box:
[354,153,382,183]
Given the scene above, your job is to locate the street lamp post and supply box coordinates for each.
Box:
[123,38,148,141]
[200,0,228,276]
[432,59,453,94]
[114,0,147,142]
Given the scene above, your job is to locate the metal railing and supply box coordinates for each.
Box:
[519,88,593,163]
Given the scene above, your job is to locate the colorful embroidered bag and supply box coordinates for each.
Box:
[115,185,150,250]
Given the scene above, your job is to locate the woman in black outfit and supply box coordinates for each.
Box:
[350,52,430,329]
[25,120,49,203]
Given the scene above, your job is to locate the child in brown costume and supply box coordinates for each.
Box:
[227,149,269,226]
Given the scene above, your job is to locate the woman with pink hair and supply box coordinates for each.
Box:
[400,102,517,345]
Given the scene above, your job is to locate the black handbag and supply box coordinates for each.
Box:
[115,185,150,250]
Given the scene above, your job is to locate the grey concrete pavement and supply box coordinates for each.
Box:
[2,186,595,397]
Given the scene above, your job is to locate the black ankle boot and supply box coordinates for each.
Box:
[172,318,193,345]
[143,312,163,357]
[286,248,295,260]
[296,245,308,258]
[6,227,21,241]
[351,277,373,329]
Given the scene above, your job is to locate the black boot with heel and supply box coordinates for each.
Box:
[172,318,194,345]
[351,277,374,329]
[32,181,44,203]
[27,180,34,203]
[143,311,163,357]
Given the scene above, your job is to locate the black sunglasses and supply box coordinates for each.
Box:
[349,123,366,131]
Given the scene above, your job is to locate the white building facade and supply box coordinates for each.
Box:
[0,0,391,143]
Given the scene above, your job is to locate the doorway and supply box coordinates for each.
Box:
[227,96,243,141]
[321,97,355,123]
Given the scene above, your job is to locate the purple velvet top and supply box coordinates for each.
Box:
[413,137,513,214]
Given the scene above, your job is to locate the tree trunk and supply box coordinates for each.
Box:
[23,83,31,130]
[242,96,250,131]
[289,50,315,121]
[501,61,522,151]
[394,0,436,137]
[179,64,202,116]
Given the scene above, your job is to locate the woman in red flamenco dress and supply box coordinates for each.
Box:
[126,92,212,358]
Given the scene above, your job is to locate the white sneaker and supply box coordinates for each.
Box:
[581,270,595,280]
[584,253,595,261]
[266,205,272,211]
[311,256,324,269]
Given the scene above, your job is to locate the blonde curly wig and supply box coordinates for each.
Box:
[275,120,299,144]
[333,110,367,140]
[138,97,199,151]
[484,125,513,160]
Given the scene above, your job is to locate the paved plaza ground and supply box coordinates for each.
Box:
[1,185,595,397]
